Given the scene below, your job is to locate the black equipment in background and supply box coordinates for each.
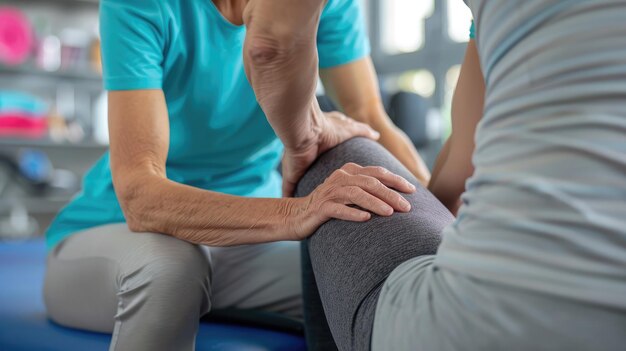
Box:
[316,90,430,149]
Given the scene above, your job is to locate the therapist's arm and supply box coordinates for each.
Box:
[428,40,484,214]
[109,90,414,246]
[242,0,327,151]
[320,57,431,186]
[242,0,381,196]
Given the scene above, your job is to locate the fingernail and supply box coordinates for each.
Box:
[386,206,394,215]
[402,199,411,211]
[409,182,416,191]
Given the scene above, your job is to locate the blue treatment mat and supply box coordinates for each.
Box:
[0,239,306,351]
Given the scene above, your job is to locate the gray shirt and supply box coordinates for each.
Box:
[373,1,626,350]
[437,0,626,310]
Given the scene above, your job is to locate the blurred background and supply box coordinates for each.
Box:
[0,0,471,240]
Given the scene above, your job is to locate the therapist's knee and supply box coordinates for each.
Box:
[127,236,211,318]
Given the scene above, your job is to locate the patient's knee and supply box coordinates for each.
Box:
[295,138,399,197]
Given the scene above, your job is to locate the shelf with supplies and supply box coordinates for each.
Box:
[0,65,102,85]
[14,0,99,7]
[0,137,108,150]
[0,196,73,214]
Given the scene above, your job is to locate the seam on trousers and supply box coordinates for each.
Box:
[110,298,123,351]
[350,281,385,351]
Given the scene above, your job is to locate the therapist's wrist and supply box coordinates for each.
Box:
[283,195,338,242]
[276,197,313,241]
[283,101,326,153]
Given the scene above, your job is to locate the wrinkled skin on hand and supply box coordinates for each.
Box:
[282,111,380,197]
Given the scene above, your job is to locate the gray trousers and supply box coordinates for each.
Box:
[44,224,302,351]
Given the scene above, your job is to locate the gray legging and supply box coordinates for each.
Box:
[296,137,454,351]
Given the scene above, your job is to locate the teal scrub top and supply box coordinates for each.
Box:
[45,0,370,249]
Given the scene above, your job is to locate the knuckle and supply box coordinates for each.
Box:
[321,183,335,195]
[334,206,344,217]
[394,174,407,183]
[338,170,350,181]
[382,188,398,201]
[342,162,357,170]
[364,176,380,189]
[330,169,346,180]
[395,193,408,205]
[346,186,361,198]
[333,112,348,120]
[374,166,389,175]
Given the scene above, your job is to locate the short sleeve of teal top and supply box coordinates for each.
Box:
[469,21,475,39]
[99,0,165,90]
[317,0,370,68]
[100,0,370,90]
[45,0,370,249]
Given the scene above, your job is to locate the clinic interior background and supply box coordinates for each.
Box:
[0,0,472,240]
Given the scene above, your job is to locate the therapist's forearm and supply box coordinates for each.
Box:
[347,107,431,186]
[427,40,484,214]
[119,173,302,246]
[242,0,327,151]
[320,58,431,185]
[428,137,463,214]
[429,137,451,189]
[377,123,431,186]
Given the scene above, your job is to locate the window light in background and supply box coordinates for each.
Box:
[447,0,473,43]
[397,69,436,98]
[440,64,462,137]
[445,65,462,93]
[381,0,434,54]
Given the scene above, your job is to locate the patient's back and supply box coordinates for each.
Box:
[437,0,626,310]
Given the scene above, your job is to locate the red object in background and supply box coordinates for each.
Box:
[0,7,33,66]
[0,113,47,138]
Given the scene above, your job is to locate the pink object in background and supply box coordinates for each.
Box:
[0,7,33,66]
[0,113,47,138]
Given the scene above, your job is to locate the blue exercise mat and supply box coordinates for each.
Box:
[0,239,306,351]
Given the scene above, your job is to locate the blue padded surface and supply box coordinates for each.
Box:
[0,240,306,351]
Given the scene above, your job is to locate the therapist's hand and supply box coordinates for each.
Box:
[282,111,380,197]
[289,162,416,240]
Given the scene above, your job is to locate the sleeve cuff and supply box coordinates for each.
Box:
[319,42,371,69]
[104,76,162,90]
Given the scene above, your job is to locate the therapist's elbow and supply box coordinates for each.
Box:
[243,14,299,69]
[114,174,157,233]
[245,32,297,70]
[247,37,281,65]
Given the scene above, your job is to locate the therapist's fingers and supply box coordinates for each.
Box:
[340,174,411,213]
[325,112,380,142]
[340,163,416,194]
